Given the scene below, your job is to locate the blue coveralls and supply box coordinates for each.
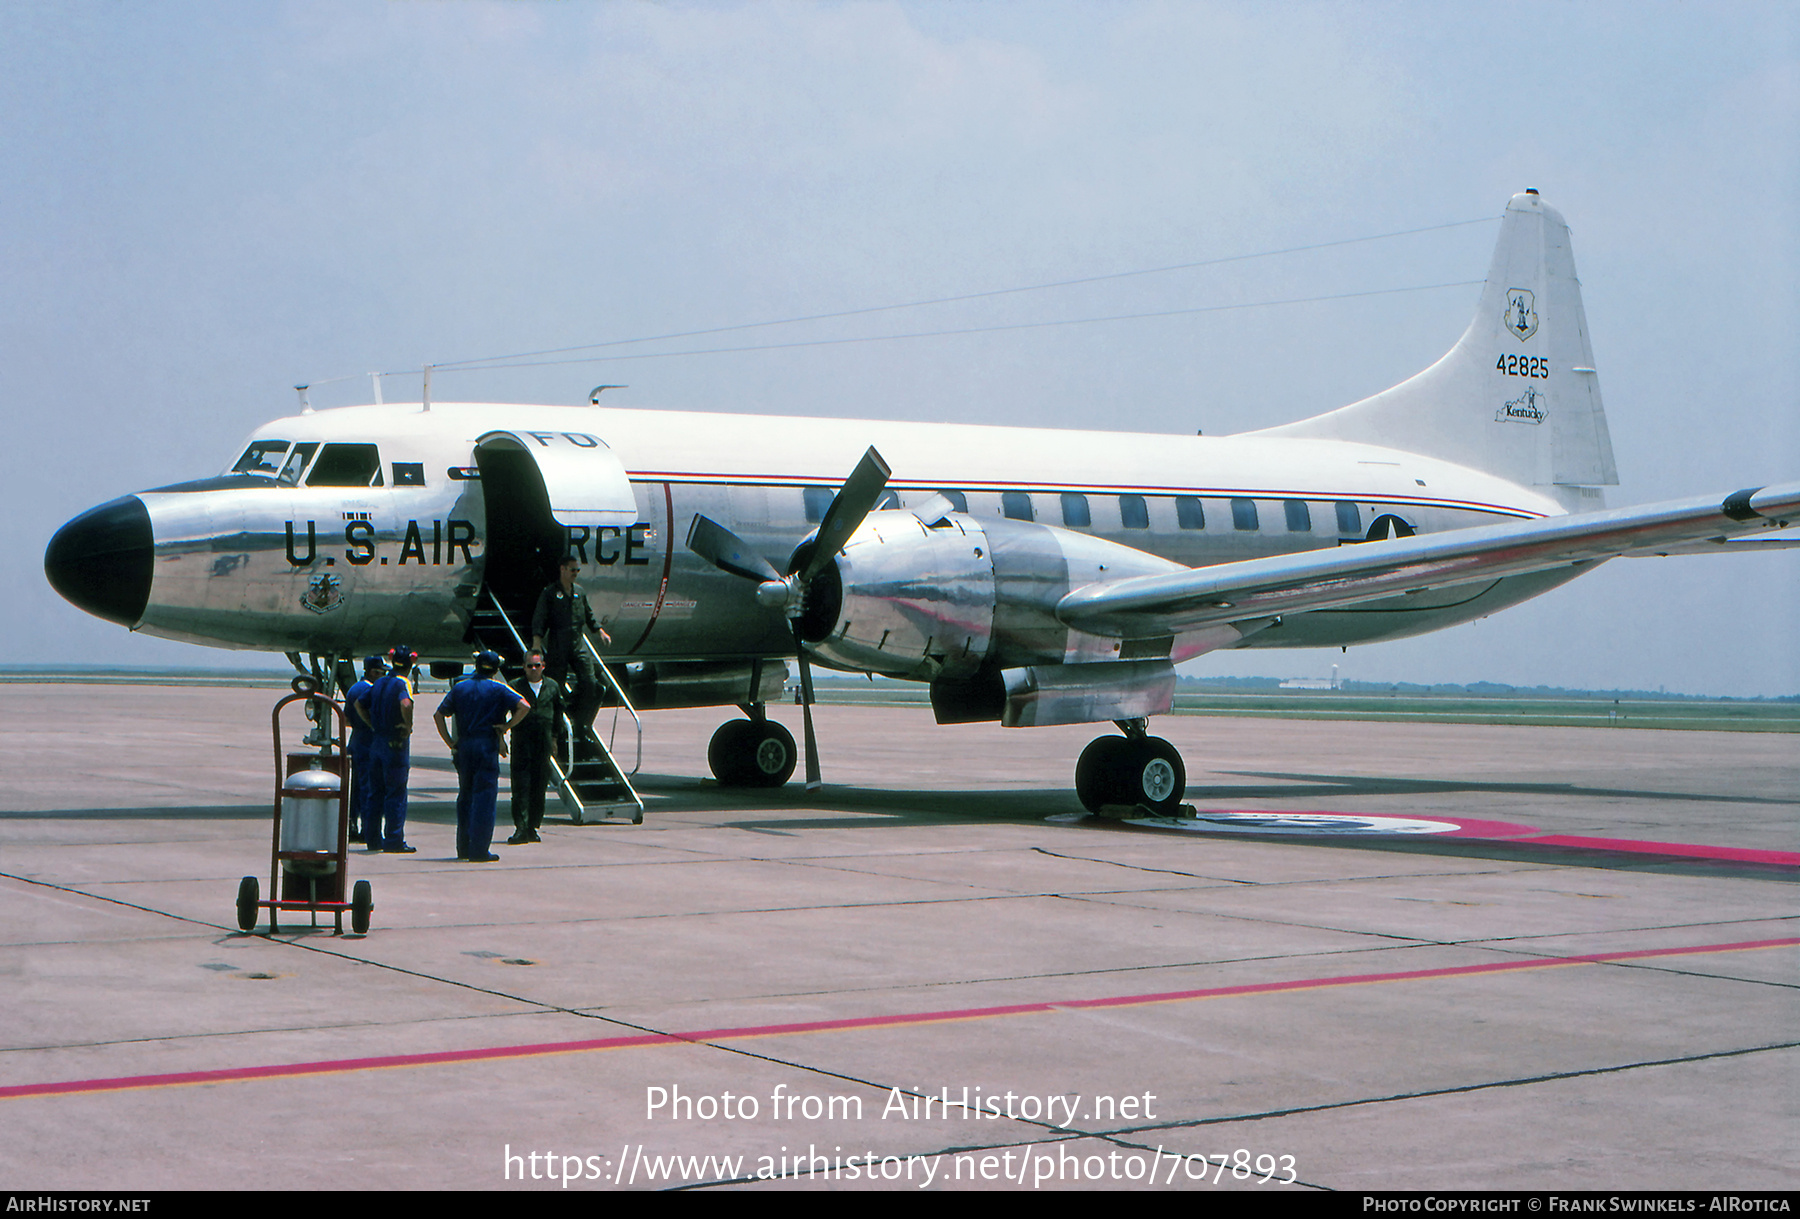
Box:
[344,677,375,838]
[362,673,413,850]
[439,676,525,860]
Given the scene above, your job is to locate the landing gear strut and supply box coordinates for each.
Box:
[708,709,798,788]
[1074,720,1186,815]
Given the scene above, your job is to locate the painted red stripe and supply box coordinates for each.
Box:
[4,936,1792,1102]
[623,472,1539,519]
[1516,835,1800,867]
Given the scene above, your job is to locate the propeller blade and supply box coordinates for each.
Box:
[793,622,822,790]
[800,447,891,584]
[686,514,781,583]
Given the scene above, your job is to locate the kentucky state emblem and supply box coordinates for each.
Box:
[1503,288,1538,341]
[301,572,344,613]
[1496,386,1547,425]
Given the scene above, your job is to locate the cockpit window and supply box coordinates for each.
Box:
[279,442,319,486]
[307,443,384,487]
[232,440,290,477]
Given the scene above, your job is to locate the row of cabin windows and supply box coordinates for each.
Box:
[242,445,1368,539]
[805,487,1364,535]
[232,440,424,488]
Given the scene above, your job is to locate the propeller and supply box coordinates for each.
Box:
[685,446,892,790]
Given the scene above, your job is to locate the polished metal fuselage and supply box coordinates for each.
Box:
[126,402,1579,669]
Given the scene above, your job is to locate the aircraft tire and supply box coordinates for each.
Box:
[351,880,373,936]
[707,719,758,785]
[1122,736,1186,815]
[745,722,797,788]
[1075,735,1130,812]
[236,876,259,933]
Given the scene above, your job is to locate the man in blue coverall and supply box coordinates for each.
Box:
[343,654,385,844]
[434,651,531,863]
[358,645,418,854]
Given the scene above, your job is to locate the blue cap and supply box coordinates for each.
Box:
[474,650,503,674]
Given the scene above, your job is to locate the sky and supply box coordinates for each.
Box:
[4,1,1796,696]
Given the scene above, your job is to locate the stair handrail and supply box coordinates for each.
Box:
[478,585,643,777]
[478,586,533,659]
[582,634,643,776]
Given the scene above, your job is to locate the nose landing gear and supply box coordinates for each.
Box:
[1074,720,1187,816]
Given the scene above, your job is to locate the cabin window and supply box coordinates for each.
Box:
[802,486,834,523]
[307,443,384,487]
[1175,496,1206,530]
[232,440,289,478]
[278,442,319,486]
[392,462,425,487]
[1231,498,1259,531]
[1118,494,1149,529]
[938,490,968,513]
[1335,501,1361,534]
[1060,492,1091,528]
[1001,491,1035,521]
[1284,499,1312,532]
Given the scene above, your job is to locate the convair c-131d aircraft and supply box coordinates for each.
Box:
[44,192,1799,815]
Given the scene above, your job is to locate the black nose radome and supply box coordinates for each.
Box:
[45,495,153,628]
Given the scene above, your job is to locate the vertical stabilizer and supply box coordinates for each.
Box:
[1253,192,1618,500]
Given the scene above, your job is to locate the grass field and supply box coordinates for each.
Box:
[802,680,1799,732]
[5,668,1793,732]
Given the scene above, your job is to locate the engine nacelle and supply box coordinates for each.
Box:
[800,512,995,680]
[800,509,1190,682]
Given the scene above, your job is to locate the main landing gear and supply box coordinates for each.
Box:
[1074,720,1186,816]
[708,708,798,788]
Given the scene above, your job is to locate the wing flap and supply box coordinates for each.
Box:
[1057,483,1799,638]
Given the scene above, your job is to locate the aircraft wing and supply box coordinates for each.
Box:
[1056,482,1800,639]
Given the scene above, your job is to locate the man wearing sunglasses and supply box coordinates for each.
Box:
[507,649,563,844]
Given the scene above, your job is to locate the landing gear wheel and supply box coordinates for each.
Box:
[1075,736,1130,812]
[708,719,758,784]
[746,721,797,788]
[351,879,373,935]
[708,719,798,787]
[1122,736,1186,815]
[236,876,259,932]
[1074,734,1186,815]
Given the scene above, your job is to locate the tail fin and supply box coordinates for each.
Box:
[1253,191,1617,504]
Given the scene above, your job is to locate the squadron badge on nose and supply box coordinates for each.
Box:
[301,572,344,613]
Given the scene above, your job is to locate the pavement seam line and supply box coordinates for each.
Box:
[4,935,1793,1102]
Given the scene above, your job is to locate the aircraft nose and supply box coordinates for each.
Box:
[44,495,154,627]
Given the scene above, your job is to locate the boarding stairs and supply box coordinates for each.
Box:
[469,589,645,825]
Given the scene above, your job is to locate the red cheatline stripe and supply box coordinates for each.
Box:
[4,937,1793,1101]
[1515,835,1800,867]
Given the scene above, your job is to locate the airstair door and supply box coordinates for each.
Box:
[472,429,640,628]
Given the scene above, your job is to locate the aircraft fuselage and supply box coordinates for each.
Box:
[52,402,1576,670]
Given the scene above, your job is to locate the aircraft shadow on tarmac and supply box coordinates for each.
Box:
[11,767,1790,882]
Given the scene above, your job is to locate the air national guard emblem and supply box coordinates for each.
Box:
[1503,288,1538,341]
[301,572,344,613]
